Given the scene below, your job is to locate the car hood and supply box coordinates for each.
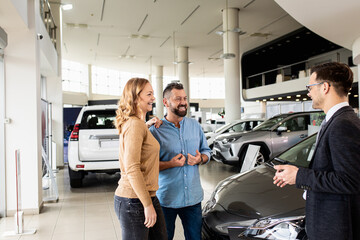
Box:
[215,164,305,220]
[214,132,246,141]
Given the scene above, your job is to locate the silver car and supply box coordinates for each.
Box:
[212,111,324,168]
[205,119,264,149]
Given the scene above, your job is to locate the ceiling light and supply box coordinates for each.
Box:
[296,99,300,101]
[354,95,359,97]
[62,4,73,10]
[278,97,282,100]
[250,32,271,38]
[256,100,260,102]
[215,30,225,36]
[173,61,192,64]
[287,96,291,99]
[263,99,267,102]
[296,95,301,97]
[208,57,220,61]
[220,53,236,59]
[303,98,307,101]
[270,98,274,101]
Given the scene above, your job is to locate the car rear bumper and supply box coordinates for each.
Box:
[68,141,119,171]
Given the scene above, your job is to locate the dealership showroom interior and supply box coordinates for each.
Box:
[1,0,360,239]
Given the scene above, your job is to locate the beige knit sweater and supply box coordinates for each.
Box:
[115,116,160,207]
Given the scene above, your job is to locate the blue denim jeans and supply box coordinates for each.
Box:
[114,195,167,240]
[161,203,202,240]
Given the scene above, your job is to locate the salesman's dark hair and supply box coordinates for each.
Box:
[163,82,184,99]
[311,62,353,97]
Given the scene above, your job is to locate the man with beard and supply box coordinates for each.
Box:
[273,62,360,239]
[150,82,211,240]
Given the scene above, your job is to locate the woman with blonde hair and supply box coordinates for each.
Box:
[114,78,167,240]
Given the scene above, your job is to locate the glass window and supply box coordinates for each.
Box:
[92,66,147,96]
[80,110,116,129]
[280,116,310,132]
[276,134,317,168]
[62,60,88,93]
[190,77,225,99]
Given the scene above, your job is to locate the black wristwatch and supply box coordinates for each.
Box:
[199,155,204,165]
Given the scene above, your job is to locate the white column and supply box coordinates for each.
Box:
[88,64,93,100]
[352,37,360,116]
[155,65,164,118]
[222,8,241,123]
[177,46,190,117]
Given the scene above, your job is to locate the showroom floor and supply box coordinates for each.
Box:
[0,160,238,240]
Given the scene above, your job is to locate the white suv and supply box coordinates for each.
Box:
[68,105,119,187]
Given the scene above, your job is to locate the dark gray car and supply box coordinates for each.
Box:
[202,133,318,240]
[212,111,324,169]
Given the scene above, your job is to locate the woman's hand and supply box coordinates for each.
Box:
[144,204,157,228]
[146,116,163,128]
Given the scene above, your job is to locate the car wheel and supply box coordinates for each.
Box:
[239,145,268,170]
[68,166,83,188]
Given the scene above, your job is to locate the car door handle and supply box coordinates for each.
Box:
[299,134,307,138]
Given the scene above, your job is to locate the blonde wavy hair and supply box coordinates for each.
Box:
[115,78,149,134]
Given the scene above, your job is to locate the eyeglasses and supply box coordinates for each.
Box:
[306,82,330,92]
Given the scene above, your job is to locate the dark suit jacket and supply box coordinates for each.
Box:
[296,106,360,240]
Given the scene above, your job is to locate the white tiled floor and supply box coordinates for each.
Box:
[0,161,238,240]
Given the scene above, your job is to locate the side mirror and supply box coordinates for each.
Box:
[276,126,287,135]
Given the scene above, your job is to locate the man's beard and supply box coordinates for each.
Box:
[171,104,187,117]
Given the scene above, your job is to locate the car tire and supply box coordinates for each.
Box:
[239,144,268,170]
[68,166,83,188]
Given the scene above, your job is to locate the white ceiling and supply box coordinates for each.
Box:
[60,0,302,78]
[275,0,360,51]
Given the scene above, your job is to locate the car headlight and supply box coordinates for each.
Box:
[239,216,305,240]
[221,136,241,144]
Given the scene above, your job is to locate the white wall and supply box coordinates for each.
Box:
[1,0,62,215]
[4,3,42,214]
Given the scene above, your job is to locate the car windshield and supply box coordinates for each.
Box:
[274,134,317,168]
[253,116,286,131]
[80,110,116,129]
[214,122,232,133]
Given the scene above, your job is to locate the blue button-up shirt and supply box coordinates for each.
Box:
[150,117,211,208]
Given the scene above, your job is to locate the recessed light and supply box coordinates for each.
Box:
[295,99,300,101]
[303,98,307,101]
[263,99,267,102]
[278,97,282,100]
[270,98,274,101]
[62,4,73,10]
[287,96,291,99]
[296,95,301,97]
[256,100,260,102]
[354,95,359,97]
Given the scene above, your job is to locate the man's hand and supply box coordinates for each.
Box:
[187,150,202,166]
[273,165,299,188]
[159,153,186,171]
[144,204,157,228]
[171,153,186,167]
[146,116,163,128]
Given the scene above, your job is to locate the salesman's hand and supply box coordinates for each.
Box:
[170,153,186,167]
[273,165,299,188]
[144,204,157,228]
[187,150,201,166]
